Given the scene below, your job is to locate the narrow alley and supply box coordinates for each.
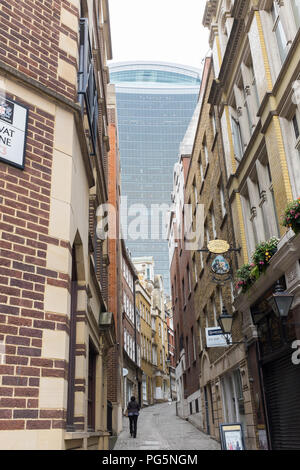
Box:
[113,402,220,451]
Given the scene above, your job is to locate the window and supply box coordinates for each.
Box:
[198,319,203,351]
[210,207,217,239]
[199,157,204,183]
[191,327,196,361]
[217,287,223,314]
[78,18,98,155]
[193,254,198,285]
[271,2,288,63]
[292,112,300,140]
[212,294,217,326]
[205,222,210,243]
[187,264,191,293]
[211,111,217,136]
[182,278,185,305]
[231,115,244,161]
[193,178,198,205]
[88,341,97,431]
[203,139,209,167]
[200,251,204,271]
[291,0,300,29]
[219,182,226,218]
[186,336,190,368]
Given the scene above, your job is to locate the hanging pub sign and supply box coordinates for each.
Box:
[0,96,28,169]
[207,239,230,254]
[205,239,232,284]
[211,254,232,284]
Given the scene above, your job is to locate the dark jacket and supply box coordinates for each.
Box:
[127,399,140,416]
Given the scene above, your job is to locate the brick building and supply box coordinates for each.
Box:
[168,97,203,425]
[121,240,142,409]
[202,0,300,450]
[135,278,154,406]
[0,0,115,450]
[106,84,122,438]
[183,54,254,443]
[151,274,170,402]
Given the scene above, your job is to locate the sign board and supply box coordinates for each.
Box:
[219,423,246,450]
[207,239,230,254]
[0,96,28,169]
[205,327,231,348]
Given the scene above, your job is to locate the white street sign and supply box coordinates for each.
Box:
[0,96,28,169]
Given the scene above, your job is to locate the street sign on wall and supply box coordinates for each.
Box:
[205,327,231,348]
[0,96,28,169]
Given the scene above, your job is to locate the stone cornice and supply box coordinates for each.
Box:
[202,0,219,28]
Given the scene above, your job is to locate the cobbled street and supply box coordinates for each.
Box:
[114,402,220,450]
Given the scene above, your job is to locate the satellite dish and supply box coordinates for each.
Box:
[123,368,128,377]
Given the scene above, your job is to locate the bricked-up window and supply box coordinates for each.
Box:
[78,18,99,155]
[88,340,97,431]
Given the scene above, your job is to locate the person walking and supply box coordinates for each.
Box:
[127,396,140,438]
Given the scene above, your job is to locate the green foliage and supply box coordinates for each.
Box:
[235,237,279,293]
[281,197,300,234]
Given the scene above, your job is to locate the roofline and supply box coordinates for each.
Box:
[108,60,202,77]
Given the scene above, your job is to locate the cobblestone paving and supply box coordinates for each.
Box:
[114,402,220,450]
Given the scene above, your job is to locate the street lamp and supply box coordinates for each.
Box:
[217,306,245,345]
[267,280,294,319]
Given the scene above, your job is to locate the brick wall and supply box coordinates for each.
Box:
[0,91,71,431]
[0,0,79,102]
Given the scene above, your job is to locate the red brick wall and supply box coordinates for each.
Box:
[0,91,70,431]
[107,112,122,404]
[0,0,78,102]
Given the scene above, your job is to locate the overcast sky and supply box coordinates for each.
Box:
[108,0,210,71]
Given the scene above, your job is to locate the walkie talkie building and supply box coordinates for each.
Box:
[109,62,201,292]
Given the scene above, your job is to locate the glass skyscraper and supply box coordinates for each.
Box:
[109,62,201,292]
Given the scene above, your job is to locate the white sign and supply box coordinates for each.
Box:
[0,96,28,169]
[205,327,231,348]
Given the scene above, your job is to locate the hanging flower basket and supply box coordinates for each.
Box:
[235,264,254,293]
[251,237,279,274]
[281,197,300,235]
[235,237,279,293]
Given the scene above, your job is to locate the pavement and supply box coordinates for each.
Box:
[113,401,220,450]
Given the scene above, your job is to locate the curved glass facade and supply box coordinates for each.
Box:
[110,62,201,292]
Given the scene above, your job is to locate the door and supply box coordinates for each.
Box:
[263,351,300,449]
[204,386,210,435]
